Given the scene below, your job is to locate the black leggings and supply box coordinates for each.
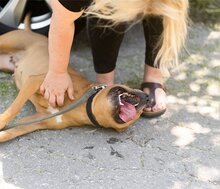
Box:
[76,16,163,74]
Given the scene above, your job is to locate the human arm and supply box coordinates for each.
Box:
[40,0,83,107]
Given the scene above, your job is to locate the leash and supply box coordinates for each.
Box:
[6,84,107,127]
[184,46,191,56]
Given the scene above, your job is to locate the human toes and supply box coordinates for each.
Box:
[144,107,152,112]
[152,101,166,112]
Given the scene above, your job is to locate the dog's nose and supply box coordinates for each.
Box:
[144,93,150,103]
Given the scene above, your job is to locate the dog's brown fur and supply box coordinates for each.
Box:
[0,30,147,142]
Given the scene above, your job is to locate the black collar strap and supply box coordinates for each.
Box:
[86,85,107,127]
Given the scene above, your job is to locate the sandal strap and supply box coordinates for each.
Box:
[141,82,166,108]
[141,82,165,91]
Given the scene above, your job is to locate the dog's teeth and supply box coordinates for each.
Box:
[118,92,139,106]
[121,92,135,98]
[118,94,124,105]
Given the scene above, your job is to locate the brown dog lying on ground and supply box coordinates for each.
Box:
[0,29,148,142]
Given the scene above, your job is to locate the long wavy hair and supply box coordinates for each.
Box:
[86,0,189,76]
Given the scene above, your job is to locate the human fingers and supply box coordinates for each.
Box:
[56,93,65,107]
[40,84,46,95]
[48,93,57,107]
[44,90,50,100]
[67,86,74,100]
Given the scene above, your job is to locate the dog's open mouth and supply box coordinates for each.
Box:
[118,92,139,123]
[109,87,147,124]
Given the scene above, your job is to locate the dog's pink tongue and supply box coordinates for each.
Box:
[119,101,137,123]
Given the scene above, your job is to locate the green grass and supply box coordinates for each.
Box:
[0,80,17,96]
[126,75,142,89]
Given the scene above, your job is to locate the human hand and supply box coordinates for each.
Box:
[40,71,74,107]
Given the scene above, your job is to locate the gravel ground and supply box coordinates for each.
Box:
[0,23,219,189]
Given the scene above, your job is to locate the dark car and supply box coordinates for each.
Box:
[0,0,51,35]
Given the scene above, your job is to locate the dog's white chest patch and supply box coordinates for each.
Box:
[47,106,63,123]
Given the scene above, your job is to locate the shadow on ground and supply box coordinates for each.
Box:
[0,23,219,189]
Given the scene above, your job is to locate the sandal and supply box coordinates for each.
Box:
[141,82,166,118]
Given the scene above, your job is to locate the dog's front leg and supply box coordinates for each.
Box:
[0,113,70,142]
[0,116,47,142]
[0,75,45,130]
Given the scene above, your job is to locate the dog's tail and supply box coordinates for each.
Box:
[24,12,32,31]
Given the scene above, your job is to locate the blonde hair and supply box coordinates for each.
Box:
[86,0,189,76]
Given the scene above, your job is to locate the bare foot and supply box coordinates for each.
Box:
[143,65,166,113]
